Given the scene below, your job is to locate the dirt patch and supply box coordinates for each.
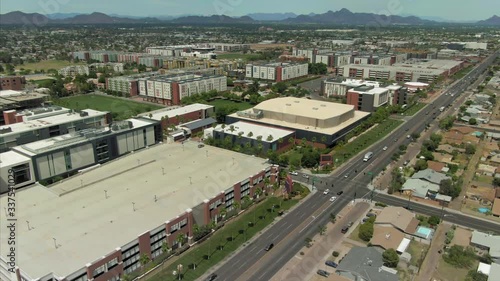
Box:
[450,227,472,247]
[466,185,496,202]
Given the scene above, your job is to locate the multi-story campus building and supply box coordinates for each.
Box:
[0,106,110,152]
[226,97,370,147]
[144,103,215,127]
[321,78,382,97]
[138,74,227,106]
[0,90,49,125]
[58,65,90,77]
[346,85,390,112]
[0,117,161,194]
[0,141,276,281]
[338,59,465,83]
[0,76,26,91]
[245,62,309,82]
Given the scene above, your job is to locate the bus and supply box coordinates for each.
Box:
[363,152,373,162]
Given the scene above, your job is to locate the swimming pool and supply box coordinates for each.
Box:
[416,226,434,239]
[478,207,490,214]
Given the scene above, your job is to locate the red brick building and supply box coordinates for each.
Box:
[0,76,26,90]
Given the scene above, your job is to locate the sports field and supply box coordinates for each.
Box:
[19,60,84,71]
[53,94,163,120]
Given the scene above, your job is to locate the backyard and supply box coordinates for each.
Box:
[53,94,163,120]
[146,196,300,281]
[332,119,404,166]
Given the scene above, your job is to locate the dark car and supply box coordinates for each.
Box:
[317,270,330,277]
[341,226,349,234]
[198,143,205,148]
[366,213,376,217]
[265,243,274,251]
[337,191,344,196]
[404,206,413,211]
[205,273,217,281]
[325,260,338,268]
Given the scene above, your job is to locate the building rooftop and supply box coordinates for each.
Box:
[0,140,270,279]
[375,206,419,234]
[411,169,451,185]
[471,231,500,258]
[144,103,214,121]
[350,86,389,95]
[371,225,405,250]
[489,263,500,281]
[181,117,217,131]
[335,247,399,281]
[401,178,440,198]
[214,121,294,142]
[0,108,108,137]
[0,150,31,167]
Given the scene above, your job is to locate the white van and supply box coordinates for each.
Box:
[363,152,373,162]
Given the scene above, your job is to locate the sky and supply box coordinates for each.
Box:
[0,0,498,21]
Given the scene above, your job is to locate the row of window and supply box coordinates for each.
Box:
[122,244,139,260]
[170,218,188,233]
[92,257,118,278]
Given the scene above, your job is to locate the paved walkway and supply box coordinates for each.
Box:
[270,201,371,281]
[416,223,451,281]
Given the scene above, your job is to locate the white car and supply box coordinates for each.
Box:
[330,196,337,202]
[289,171,298,176]
[303,174,309,179]
[383,146,388,151]
[323,189,330,195]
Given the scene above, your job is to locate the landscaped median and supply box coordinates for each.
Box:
[143,192,306,281]
[401,102,426,116]
[332,118,404,166]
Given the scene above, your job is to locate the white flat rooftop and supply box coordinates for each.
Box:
[0,109,107,136]
[0,141,269,279]
[214,121,294,142]
[0,150,30,166]
[146,103,213,121]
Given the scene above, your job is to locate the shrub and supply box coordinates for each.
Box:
[375,202,387,207]
[382,249,399,268]
[332,251,339,257]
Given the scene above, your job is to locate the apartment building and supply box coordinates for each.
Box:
[89,63,124,73]
[245,62,308,82]
[346,85,390,112]
[138,74,227,105]
[0,76,26,91]
[58,65,90,76]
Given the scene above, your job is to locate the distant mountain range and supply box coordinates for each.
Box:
[1,9,499,26]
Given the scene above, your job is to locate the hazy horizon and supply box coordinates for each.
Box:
[0,0,498,21]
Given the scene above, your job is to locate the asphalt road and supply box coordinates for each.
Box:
[207,52,499,281]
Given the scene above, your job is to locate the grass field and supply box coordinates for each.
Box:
[53,94,163,120]
[402,102,426,116]
[147,196,299,281]
[332,119,404,165]
[216,53,263,61]
[205,99,254,111]
[19,60,84,71]
[31,78,55,87]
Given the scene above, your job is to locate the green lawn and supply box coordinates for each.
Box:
[53,94,163,120]
[147,196,299,281]
[19,60,84,71]
[216,53,263,61]
[401,102,426,116]
[205,99,253,111]
[436,257,478,281]
[332,119,404,166]
[30,78,56,87]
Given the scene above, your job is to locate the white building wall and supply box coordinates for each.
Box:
[146,81,155,97]
[138,80,147,96]
[154,81,163,99]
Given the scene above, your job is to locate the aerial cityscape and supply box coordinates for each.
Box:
[0,1,499,281]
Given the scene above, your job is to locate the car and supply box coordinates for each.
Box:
[323,189,330,195]
[383,146,388,151]
[341,226,349,234]
[366,212,376,217]
[347,221,354,227]
[407,135,411,139]
[329,196,337,202]
[405,128,409,131]
[394,138,398,142]
[325,260,338,268]
[362,217,370,223]
[265,243,274,251]
[404,206,413,211]
[317,270,330,277]
[403,160,409,166]
[205,273,218,281]
[337,191,344,196]
[289,171,298,176]
[302,174,309,179]
[344,173,349,178]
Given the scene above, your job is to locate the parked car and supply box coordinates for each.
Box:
[347,221,354,227]
[323,189,330,195]
[265,243,274,251]
[341,226,349,233]
[329,196,337,202]
[344,173,349,178]
[289,171,298,176]
[337,191,344,196]
[317,270,330,277]
[205,274,217,281]
[198,143,205,148]
[325,260,338,268]
[383,146,388,151]
[302,174,309,179]
[403,160,409,166]
[366,213,376,217]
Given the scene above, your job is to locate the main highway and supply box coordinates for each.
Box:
[209,52,499,281]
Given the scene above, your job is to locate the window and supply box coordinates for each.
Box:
[107,257,118,270]
[170,218,187,233]
[11,164,31,184]
[209,199,222,210]
[93,265,105,278]
[70,273,88,281]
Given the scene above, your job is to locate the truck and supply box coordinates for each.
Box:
[439,106,445,112]
[363,151,373,162]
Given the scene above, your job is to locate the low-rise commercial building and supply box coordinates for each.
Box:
[245,62,308,82]
[346,85,390,112]
[0,117,161,193]
[226,97,370,147]
[0,141,276,281]
[0,90,49,125]
[141,103,215,128]
[0,106,109,152]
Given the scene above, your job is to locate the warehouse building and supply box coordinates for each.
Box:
[138,74,227,106]
[0,117,161,194]
[0,106,110,152]
[0,141,276,281]
[226,97,370,147]
[245,62,308,82]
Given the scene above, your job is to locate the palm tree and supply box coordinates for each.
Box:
[176,233,186,248]
[161,241,170,254]
[255,187,263,198]
[312,137,317,143]
[247,131,254,137]
[229,125,235,132]
[257,135,263,141]
[193,224,200,237]
[219,207,227,219]
[278,138,284,144]
[233,201,241,211]
[221,124,226,129]
[139,253,150,267]
[267,135,274,142]
[321,136,327,143]
[318,225,327,236]
[288,137,295,146]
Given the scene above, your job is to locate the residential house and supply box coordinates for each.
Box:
[427,161,447,173]
[493,198,500,217]
[437,144,465,154]
[477,164,497,177]
[335,247,399,281]
[371,226,406,251]
[432,152,455,164]
[375,206,420,234]
[470,231,500,262]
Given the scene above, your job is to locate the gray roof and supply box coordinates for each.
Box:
[180,117,217,131]
[335,247,399,281]
[401,178,440,198]
[489,263,500,281]
[411,169,450,185]
[471,231,500,258]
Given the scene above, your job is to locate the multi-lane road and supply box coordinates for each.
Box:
[209,52,499,281]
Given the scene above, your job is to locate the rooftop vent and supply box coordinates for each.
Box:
[286,103,291,106]
[321,104,327,107]
[312,107,319,110]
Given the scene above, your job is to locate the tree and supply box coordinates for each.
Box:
[492,177,500,187]
[439,179,461,198]
[233,201,241,211]
[318,224,327,236]
[161,241,170,254]
[329,213,336,223]
[430,133,443,144]
[255,187,263,198]
[465,144,476,155]
[469,118,478,125]
[414,159,428,171]
[266,134,274,142]
[428,215,441,226]
[247,131,254,137]
[465,270,488,281]
[139,253,151,267]
[443,245,476,268]
[358,221,374,241]
[176,233,186,248]
[382,249,399,268]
